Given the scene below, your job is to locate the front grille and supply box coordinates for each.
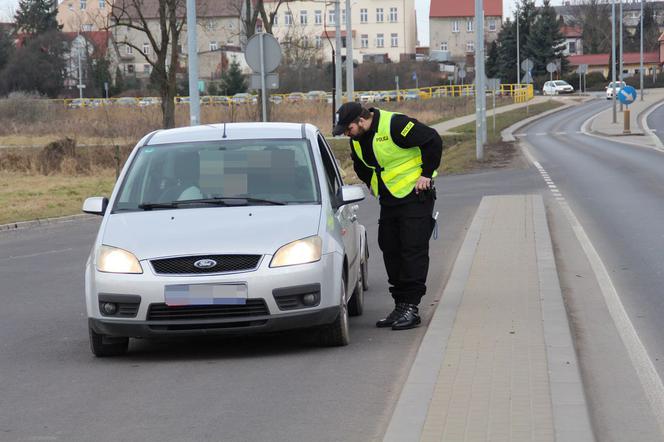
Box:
[147,299,269,321]
[151,255,261,275]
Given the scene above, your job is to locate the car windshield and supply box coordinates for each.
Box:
[554,81,569,86]
[113,139,320,212]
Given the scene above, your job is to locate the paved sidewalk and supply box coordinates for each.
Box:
[588,87,664,147]
[383,195,594,442]
[431,97,551,135]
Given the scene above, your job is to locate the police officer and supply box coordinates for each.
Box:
[333,102,442,330]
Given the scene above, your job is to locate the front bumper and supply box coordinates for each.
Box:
[89,305,340,337]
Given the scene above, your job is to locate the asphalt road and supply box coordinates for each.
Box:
[647,100,664,144]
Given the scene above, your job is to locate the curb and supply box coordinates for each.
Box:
[0,213,97,233]
[640,100,664,149]
[501,101,574,142]
[580,107,664,152]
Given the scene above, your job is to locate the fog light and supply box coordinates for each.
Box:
[101,302,118,315]
[302,294,317,306]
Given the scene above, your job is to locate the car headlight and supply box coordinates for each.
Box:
[96,245,143,274]
[270,236,322,268]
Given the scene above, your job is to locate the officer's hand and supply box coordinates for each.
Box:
[414,176,431,194]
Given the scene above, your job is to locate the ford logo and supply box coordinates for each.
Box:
[194,259,217,269]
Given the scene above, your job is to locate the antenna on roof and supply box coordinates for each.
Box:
[222,123,227,139]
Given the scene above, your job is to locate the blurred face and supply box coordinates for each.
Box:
[344,117,367,140]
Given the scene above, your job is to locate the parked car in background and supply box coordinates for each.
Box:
[378,90,398,102]
[401,90,421,101]
[306,90,328,102]
[542,80,574,95]
[606,81,627,99]
[115,97,139,106]
[138,97,161,107]
[269,95,284,104]
[287,92,307,103]
[359,91,380,103]
[67,98,87,109]
[211,96,231,106]
[82,122,369,356]
[231,93,256,104]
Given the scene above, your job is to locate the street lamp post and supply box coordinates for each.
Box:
[612,0,617,123]
[345,0,354,102]
[475,0,485,159]
[640,0,644,100]
[619,0,623,112]
[334,0,343,107]
[186,0,200,126]
[516,3,520,86]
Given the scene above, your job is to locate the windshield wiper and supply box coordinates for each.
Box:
[207,196,287,206]
[138,202,180,210]
[138,196,286,210]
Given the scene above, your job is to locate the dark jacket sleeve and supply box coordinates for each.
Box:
[390,114,443,178]
[350,141,373,188]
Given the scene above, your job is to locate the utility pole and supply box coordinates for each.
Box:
[334,0,343,107]
[345,0,354,102]
[619,0,623,112]
[612,0,617,123]
[186,0,200,125]
[640,0,644,100]
[516,3,520,86]
[77,36,84,99]
[475,0,486,159]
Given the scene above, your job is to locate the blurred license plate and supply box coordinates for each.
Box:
[164,284,247,306]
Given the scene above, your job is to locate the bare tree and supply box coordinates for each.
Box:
[111,0,185,128]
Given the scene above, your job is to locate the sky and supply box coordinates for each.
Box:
[0,0,520,46]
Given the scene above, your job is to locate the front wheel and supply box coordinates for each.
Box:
[89,326,129,357]
[348,267,364,317]
[318,275,350,346]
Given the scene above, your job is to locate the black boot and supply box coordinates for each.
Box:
[391,303,421,330]
[376,304,405,328]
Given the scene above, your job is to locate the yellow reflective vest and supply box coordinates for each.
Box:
[352,109,437,198]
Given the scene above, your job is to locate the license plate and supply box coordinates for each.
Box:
[164,283,247,306]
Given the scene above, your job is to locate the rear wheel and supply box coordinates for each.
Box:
[361,239,369,291]
[348,267,364,317]
[89,326,129,357]
[318,274,350,346]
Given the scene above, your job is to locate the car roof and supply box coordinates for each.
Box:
[145,122,317,145]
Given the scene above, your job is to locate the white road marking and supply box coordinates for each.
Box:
[522,141,664,438]
[0,248,74,262]
[535,132,547,136]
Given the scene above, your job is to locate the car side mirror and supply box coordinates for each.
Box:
[82,196,108,215]
[335,185,365,208]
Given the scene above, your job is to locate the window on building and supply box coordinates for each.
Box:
[389,7,397,22]
[440,41,448,51]
[273,13,278,26]
[568,41,577,54]
[98,0,104,8]
[315,36,322,48]
[341,9,346,23]
[361,34,368,48]
[255,21,263,32]
[488,18,496,31]
[126,64,134,74]
[68,3,73,10]
[205,20,216,31]
[360,8,367,23]
[342,36,347,48]
[178,44,184,54]
[391,33,398,47]
[144,64,151,73]
[452,20,459,32]
[315,10,322,25]
[466,41,474,52]
[467,19,473,32]
[80,0,86,9]
[285,11,292,26]
[209,41,218,51]
[300,10,307,25]
[302,36,309,48]
[82,24,93,31]
[143,42,150,55]
[376,8,384,22]
[376,33,384,47]
[125,44,133,55]
[328,9,335,25]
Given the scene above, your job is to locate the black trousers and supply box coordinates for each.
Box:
[377,194,435,306]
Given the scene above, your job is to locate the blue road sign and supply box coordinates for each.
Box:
[618,85,637,105]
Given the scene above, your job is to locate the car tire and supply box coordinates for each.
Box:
[361,239,369,292]
[89,326,129,357]
[318,274,350,346]
[348,267,364,317]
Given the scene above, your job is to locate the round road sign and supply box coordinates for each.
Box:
[546,62,557,73]
[521,58,534,72]
[618,85,637,105]
[458,69,466,79]
[244,33,282,73]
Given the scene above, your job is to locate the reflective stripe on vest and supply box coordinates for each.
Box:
[352,109,436,198]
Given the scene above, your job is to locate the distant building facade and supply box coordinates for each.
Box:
[57,0,112,32]
[429,0,502,63]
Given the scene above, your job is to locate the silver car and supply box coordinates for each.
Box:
[82,123,369,356]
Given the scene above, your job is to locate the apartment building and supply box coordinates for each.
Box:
[263,0,418,63]
[429,0,502,62]
[111,0,243,80]
[57,0,112,32]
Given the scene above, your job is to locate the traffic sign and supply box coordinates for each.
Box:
[458,69,467,79]
[617,85,637,105]
[521,58,534,72]
[546,62,557,73]
[244,33,282,73]
[576,64,588,75]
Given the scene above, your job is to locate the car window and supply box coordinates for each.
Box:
[114,139,320,211]
[317,134,342,202]
[554,81,567,86]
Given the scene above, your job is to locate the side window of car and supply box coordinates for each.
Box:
[317,134,342,202]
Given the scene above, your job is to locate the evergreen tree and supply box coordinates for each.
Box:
[486,40,499,79]
[221,59,247,96]
[629,3,661,52]
[14,0,61,35]
[0,27,14,72]
[496,18,517,83]
[525,0,567,77]
[516,0,538,62]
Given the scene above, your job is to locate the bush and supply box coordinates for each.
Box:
[0,92,57,125]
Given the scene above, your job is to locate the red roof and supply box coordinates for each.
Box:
[561,25,582,38]
[430,0,502,18]
[321,30,356,38]
[568,52,659,66]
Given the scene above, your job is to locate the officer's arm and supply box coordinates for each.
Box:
[390,115,443,178]
[350,144,373,188]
